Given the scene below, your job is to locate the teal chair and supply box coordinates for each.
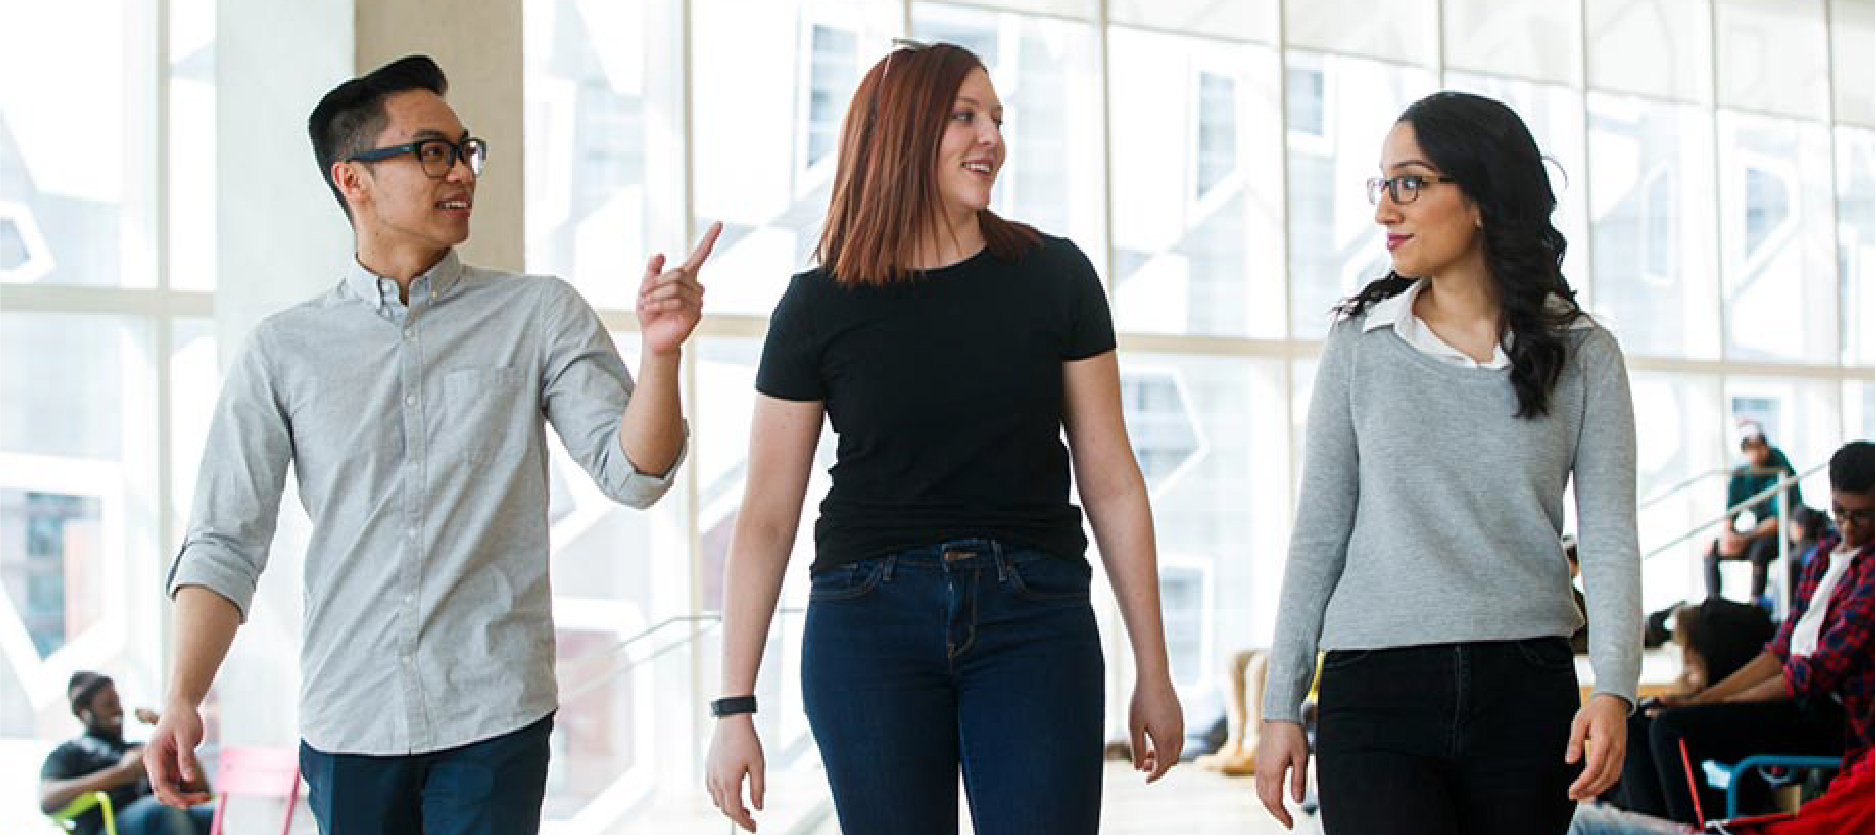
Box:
[46,790,117,835]
[1704,754,1840,818]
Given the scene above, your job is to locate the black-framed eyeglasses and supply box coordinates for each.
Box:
[1366,174,1458,206]
[1831,506,1874,525]
[347,135,488,179]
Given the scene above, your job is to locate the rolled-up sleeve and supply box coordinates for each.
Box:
[537,277,686,509]
[167,326,292,621]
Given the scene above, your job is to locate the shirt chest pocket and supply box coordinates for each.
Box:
[443,366,528,463]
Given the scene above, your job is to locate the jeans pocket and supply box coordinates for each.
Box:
[808,558,886,602]
[1321,649,1372,671]
[1006,553,1091,602]
[1512,636,1575,671]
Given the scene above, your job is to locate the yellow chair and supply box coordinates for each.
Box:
[46,790,117,835]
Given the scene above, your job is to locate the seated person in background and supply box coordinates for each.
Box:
[1619,441,1872,824]
[1194,649,1269,775]
[1565,535,1589,653]
[40,672,213,835]
[1669,598,1774,695]
[1705,424,1801,604]
[1571,748,1871,835]
[1785,505,1831,598]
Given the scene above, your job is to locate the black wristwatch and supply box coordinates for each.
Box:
[711,695,758,717]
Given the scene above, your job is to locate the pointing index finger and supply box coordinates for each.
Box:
[684,221,724,272]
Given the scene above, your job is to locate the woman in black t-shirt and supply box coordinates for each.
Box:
[703,41,1182,835]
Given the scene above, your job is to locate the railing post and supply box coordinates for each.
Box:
[1775,480,1792,619]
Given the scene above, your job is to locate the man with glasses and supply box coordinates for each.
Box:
[144,54,720,833]
[1616,441,1872,824]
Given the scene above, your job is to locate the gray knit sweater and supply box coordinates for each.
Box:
[1262,317,1642,723]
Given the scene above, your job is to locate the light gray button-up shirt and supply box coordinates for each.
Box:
[168,250,684,755]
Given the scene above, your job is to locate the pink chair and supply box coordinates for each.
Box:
[208,746,302,835]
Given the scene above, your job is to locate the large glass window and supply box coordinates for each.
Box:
[1630,373,1726,613]
[0,313,159,741]
[1586,93,1719,359]
[0,2,148,289]
[914,3,1106,257]
[693,0,900,316]
[1108,28,1283,337]
[1285,51,1434,338]
[1714,0,1829,121]
[524,0,685,311]
[1585,0,1712,104]
[1839,128,1874,367]
[1718,113,1837,363]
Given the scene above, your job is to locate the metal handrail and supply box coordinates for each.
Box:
[557,614,723,703]
[1637,464,1810,511]
[555,606,811,702]
[1637,467,1731,510]
[546,606,834,835]
[1640,460,1826,618]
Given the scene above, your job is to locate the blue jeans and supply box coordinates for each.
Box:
[299,712,553,835]
[1568,802,1690,835]
[1315,638,1582,835]
[114,796,213,835]
[801,541,1105,835]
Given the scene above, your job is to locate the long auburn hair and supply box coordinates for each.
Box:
[1334,91,1585,419]
[816,42,1039,286]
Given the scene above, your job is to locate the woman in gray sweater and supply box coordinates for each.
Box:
[1252,91,1642,834]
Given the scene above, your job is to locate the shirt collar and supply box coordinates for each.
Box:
[344,249,464,312]
[1362,278,1423,334]
[1360,279,1597,336]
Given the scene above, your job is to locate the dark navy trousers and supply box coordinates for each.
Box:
[299,712,553,835]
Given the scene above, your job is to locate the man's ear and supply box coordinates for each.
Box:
[332,160,370,210]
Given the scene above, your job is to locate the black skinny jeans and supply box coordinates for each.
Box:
[1315,638,1582,835]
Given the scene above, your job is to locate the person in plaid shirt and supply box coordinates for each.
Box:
[1616,440,1872,825]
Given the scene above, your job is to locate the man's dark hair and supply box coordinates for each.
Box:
[67,671,111,717]
[307,54,448,218]
[1829,440,1873,494]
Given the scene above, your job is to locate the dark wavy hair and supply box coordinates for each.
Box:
[1334,91,1583,419]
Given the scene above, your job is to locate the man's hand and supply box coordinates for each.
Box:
[638,221,721,357]
[1718,528,1746,556]
[144,698,212,807]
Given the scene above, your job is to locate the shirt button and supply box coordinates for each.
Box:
[401,655,413,665]
[403,327,414,339]
[405,394,417,407]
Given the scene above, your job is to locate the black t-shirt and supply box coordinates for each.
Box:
[756,234,1116,572]
[41,732,149,835]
